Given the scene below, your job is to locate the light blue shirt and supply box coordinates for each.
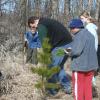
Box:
[86,23,98,51]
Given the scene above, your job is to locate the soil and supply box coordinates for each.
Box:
[0,54,100,100]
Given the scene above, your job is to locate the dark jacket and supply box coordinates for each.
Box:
[38,18,72,50]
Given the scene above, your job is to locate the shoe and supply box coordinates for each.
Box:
[63,87,72,94]
[47,89,58,96]
[65,89,72,94]
[51,91,66,99]
[92,86,98,98]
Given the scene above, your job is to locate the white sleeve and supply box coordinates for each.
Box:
[24,35,28,42]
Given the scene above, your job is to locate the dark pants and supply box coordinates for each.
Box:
[26,47,38,65]
[97,45,100,71]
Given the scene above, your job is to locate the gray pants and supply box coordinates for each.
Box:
[26,47,38,65]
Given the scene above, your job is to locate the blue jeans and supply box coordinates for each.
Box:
[48,46,71,94]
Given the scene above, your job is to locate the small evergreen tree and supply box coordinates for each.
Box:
[31,38,61,99]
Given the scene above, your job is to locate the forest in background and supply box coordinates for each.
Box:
[0,0,100,34]
[0,0,100,52]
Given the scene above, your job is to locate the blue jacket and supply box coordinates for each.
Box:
[69,29,98,72]
[24,31,42,48]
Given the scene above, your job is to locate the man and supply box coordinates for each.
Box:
[24,16,41,65]
[65,19,98,100]
[25,16,72,95]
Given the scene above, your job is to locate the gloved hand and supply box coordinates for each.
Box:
[64,47,72,56]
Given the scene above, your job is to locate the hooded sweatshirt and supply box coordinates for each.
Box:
[86,23,98,51]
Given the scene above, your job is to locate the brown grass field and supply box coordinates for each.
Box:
[0,54,100,100]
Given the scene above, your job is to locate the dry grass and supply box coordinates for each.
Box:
[0,51,42,100]
[0,36,100,100]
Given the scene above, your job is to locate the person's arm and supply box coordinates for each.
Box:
[24,33,28,52]
[64,47,72,56]
[24,41,28,48]
[65,31,86,57]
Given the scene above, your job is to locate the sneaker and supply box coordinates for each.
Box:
[63,87,72,94]
[51,91,66,99]
[92,86,98,98]
[65,89,72,94]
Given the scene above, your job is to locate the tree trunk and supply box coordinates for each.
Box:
[34,0,41,17]
[95,0,100,21]
[63,0,70,26]
[19,0,27,33]
[0,0,2,16]
[51,0,59,20]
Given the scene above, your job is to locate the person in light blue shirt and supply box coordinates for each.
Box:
[80,11,98,88]
[80,11,98,51]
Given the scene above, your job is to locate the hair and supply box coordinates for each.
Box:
[80,11,96,23]
[28,16,39,27]
[80,11,90,18]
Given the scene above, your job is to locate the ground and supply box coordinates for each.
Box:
[0,54,100,100]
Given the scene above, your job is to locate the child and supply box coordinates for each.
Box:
[66,19,98,100]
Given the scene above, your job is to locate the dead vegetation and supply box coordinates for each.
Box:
[0,35,100,100]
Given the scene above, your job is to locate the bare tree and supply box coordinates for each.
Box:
[95,0,100,21]
[43,0,52,17]
[78,0,83,14]
[0,0,2,16]
[0,0,98,33]
[87,0,93,13]
[63,0,71,25]
[19,0,27,33]
[50,0,59,19]
[34,0,41,17]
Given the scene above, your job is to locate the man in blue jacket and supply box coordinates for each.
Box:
[24,16,41,65]
[24,17,72,95]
